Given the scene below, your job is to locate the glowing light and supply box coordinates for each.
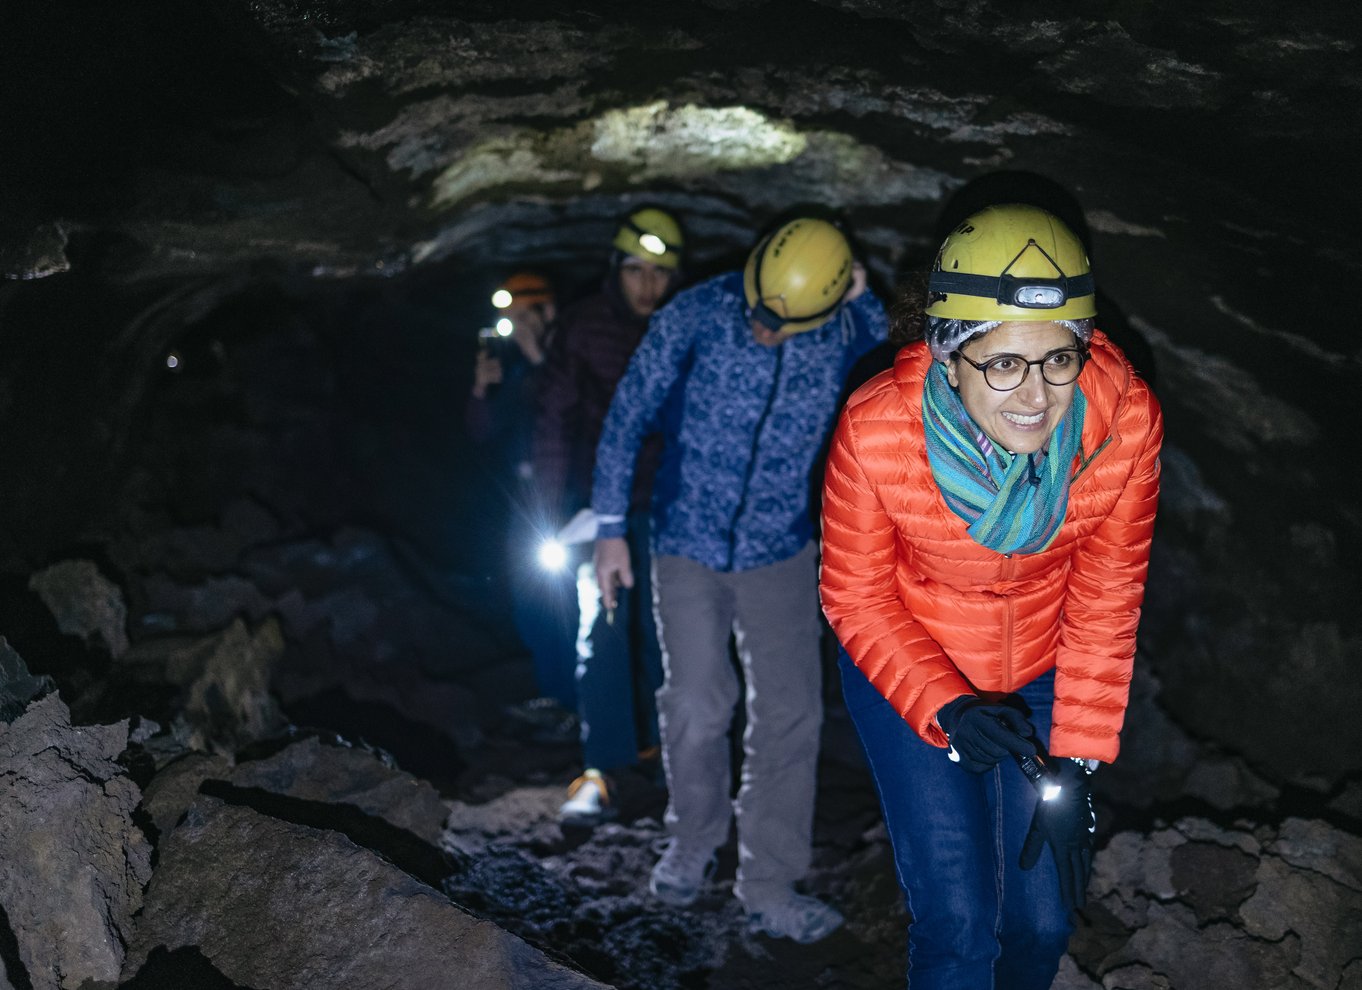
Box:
[1042,783,1063,802]
[166,352,181,370]
[538,539,568,572]
[491,289,513,309]
[496,318,514,336]
[639,233,667,256]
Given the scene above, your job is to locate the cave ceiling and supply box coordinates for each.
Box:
[5,0,1360,296]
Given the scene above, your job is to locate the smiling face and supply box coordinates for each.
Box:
[946,321,1082,455]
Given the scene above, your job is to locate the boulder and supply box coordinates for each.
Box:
[1081,817,1362,989]
[0,637,55,722]
[0,694,151,990]
[27,559,129,657]
[122,797,608,990]
[229,735,450,845]
[116,618,287,754]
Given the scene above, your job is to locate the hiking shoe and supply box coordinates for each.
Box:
[744,892,844,944]
[558,769,616,825]
[649,840,716,907]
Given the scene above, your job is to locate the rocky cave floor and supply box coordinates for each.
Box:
[109,683,1362,990]
[3,529,1361,989]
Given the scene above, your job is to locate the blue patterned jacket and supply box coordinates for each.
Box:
[592,271,887,572]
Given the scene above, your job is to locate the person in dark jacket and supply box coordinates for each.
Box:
[592,217,887,943]
[465,273,579,713]
[533,207,684,824]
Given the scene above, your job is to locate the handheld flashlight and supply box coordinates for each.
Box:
[538,538,569,573]
[1015,751,1063,802]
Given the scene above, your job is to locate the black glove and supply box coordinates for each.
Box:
[1019,757,1096,912]
[937,696,1037,773]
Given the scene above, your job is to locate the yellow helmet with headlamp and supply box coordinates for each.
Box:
[742,218,854,334]
[613,207,684,270]
[926,204,1095,322]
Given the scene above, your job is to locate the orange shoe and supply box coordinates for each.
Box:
[558,769,616,825]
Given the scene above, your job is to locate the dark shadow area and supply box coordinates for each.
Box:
[0,900,33,990]
[279,691,469,791]
[121,946,262,990]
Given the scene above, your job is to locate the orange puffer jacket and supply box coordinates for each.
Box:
[820,332,1162,763]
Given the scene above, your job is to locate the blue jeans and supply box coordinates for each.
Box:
[509,522,578,710]
[839,651,1073,990]
[574,511,664,771]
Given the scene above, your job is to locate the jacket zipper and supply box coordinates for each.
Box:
[1001,597,1015,693]
[1070,435,1115,488]
[1000,376,1125,688]
[1001,556,1016,692]
[726,344,784,570]
[1070,371,1130,488]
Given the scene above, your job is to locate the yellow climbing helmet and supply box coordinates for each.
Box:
[743,218,853,334]
[613,207,684,270]
[926,204,1095,322]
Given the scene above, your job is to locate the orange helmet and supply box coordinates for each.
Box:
[492,272,555,310]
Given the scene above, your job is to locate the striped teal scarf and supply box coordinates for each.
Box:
[922,361,1086,555]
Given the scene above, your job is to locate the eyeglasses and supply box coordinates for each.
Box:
[953,346,1088,392]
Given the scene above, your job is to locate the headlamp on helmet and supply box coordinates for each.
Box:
[926,204,1096,324]
[929,240,1093,312]
[492,272,555,311]
[613,207,684,269]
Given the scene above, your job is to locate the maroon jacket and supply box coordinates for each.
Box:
[533,284,660,517]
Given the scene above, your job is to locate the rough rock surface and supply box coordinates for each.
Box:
[139,749,235,842]
[27,559,130,658]
[119,524,512,758]
[0,637,55,722]
[1076,817,1362,989]
[228,734,451,845]
[123,796,607,990]
[1097,661,1279,812]
[0,694,151,990]
[109,617,287,754]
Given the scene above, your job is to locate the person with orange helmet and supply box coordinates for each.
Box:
[465,272,577,715]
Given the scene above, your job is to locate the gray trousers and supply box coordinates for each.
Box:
[651,542,823,903]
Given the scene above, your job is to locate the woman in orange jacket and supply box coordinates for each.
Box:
[820,204,1161,989]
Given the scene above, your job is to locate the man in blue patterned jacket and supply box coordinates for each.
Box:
[591,218,888,943]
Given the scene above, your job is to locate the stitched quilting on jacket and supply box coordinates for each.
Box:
[820,332,1162,762]
[594,271,888,572]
